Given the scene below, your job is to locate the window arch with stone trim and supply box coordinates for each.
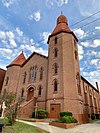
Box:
[53,79,58,92]
[54,47,58,58]
[74,51,78,60]
[39,67,44,80]
[30,66,34,81]
[76,72,81,94]
[21,88,24,97]
[38,85,43,96]
[55,37,57,44]
[53,63,58,74]
[34,65,38,80]
[23,71,26,84]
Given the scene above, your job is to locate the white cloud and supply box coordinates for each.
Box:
[0,31,6,40]
[46,0,68,7]
[78,45,84,60]
[93,39,100,47]
[0,64,7,70]
[0,31,14,40]
[76,0,100,17]
[90,51,100,58]
[82,70,100,88]
[15,27,23,36]
[29,11,41,22]
[0,48,14,59]
[81,39,100,48]
[74,28,87,39]
[2,0,16,8]
[90,59,100,69]
[6,31,15,39]
[80,42,90,47]
[56,0,68,6]
[40,32,51,44]
[95,26,100,30]
[19,44,48,56]
[9,38,17,47]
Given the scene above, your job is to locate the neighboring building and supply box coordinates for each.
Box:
[1,14,99,123]
[0,68,6,94]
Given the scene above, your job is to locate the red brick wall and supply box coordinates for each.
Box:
[0,68,6,93]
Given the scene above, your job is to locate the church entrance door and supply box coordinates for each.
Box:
[50,104,61,118]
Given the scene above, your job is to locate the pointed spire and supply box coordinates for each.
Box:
[7,52,26,68]
[61,11,63,15]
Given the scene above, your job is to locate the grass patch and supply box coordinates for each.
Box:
[17,117,36,121]
[0,118,49,133]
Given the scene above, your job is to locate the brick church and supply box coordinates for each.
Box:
[1,14,100,123]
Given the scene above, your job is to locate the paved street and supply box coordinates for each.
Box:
[17,120,100,133]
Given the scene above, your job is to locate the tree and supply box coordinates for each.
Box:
[0,91,22,126]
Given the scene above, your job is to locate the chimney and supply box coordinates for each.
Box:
[96,82,99,91]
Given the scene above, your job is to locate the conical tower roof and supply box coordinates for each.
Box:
[48,14,78,43]
[7,52,26,68]
[51,14,71,35]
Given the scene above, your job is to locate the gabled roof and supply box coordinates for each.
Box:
[21,52,48,67]
[7,52,26,68]
[81,76,99,92]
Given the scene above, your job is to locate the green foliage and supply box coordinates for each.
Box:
[35,110,48,119]
[52,116,78,124]
[60,116,78,123]
[91,113,95,120]
[60,111,72,117]
[0,91,22,126]
[0,119,49,133]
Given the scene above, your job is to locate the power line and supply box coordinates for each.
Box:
[74,17,100,30]
[18,11,100,52]
[69,10,100,27]
[33,17,100,48]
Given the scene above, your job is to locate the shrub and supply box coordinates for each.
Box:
[60,116,77,123]
[32,111,35,118]
[91,113,95,120]
[52,116,78,123]
[35,110,48,119]
[60,112,72,117]
[95,114,99,119]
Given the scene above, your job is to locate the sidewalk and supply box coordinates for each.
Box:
[17,119,100,133]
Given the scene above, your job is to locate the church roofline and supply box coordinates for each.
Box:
[81,76,99,93]
[47,31,78,44]
[7,64,21,68]
[21,52,48,67]
[0,68,6,72]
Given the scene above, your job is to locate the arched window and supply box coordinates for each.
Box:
[76,72,81,94]
[21,88,24,97]
[55,37,57,44]
[23,72,26,84]
[34,65,37,80]
[54,80,58,92]
[54,48,58,57]
[75,51,78,60]
[5,76,9,86]
[38,86,42,96]
[54,63,58,74]
[40,67,43,80]
[30,67,34,80]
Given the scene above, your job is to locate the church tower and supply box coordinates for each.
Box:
[47,14,84,122]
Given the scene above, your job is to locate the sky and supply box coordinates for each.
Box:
[0,0,100,88]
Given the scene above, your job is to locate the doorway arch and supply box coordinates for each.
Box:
[27,87,34,101]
